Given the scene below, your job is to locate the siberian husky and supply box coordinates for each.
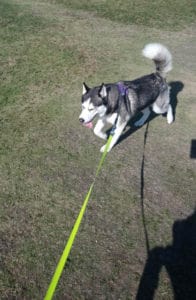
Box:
[79,43,173,152]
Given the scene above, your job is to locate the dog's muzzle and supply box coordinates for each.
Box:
[79,118,85,123]
[79,118,93,128]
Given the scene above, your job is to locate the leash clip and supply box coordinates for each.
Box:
[110,125,116,136]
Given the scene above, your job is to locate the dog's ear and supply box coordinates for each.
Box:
[82,82,90,95]
[99,83,107,98]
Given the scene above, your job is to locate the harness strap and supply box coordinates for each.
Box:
[116,81,127,96]
[110,82,130,133]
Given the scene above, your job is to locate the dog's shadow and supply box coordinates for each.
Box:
[169,81,184,119]
[115,81,184,146]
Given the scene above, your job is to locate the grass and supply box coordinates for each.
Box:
[0,0,196,299]
[52,0,196,30]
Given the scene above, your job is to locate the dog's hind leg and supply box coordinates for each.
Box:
[166,104,174,124]
[94,119,107,140]
[134,107,151,127]
[152,87,174,124]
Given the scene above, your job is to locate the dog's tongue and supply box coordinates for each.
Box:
[84,122,93,129]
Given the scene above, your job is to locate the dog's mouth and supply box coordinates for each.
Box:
[83,121,93,129]
[79,112,97,129]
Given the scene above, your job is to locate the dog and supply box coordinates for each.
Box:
[79,43,173,152]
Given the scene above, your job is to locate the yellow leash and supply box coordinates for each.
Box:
[44,135,113,300]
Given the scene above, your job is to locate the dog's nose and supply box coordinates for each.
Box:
[79,118,84,123]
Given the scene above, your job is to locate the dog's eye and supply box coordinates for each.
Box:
[88,108,94,111]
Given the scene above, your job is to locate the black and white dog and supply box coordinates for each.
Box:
[79,43,173,152]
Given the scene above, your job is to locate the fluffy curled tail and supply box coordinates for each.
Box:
[142,43,172,77]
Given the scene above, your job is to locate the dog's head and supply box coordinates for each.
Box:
[79,82,107,128]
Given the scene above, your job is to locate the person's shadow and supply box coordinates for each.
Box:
[136,210,196,300]
[136,84,196,299]
[190,140,196,159]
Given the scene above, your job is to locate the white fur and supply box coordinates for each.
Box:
[79,98,107,125]
[79,99,97,123]
[99,84,107,98]
[82,83,87,95]
[94,119,107,140]
[167,104,174,124]
[100,118,128,153]
[105,113,118,124]
[152,102,163,114]
[152,86,173,124]
[142,43,172,74]
[93,113,118,140]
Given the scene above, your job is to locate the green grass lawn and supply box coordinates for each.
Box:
[0,0,196,299]
[53,0,196,30]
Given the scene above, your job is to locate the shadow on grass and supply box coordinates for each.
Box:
[169,81,184,121]
[190,140,196,159]
[136,209,196,300]
[136,81,196,300]
[115,80,184,147]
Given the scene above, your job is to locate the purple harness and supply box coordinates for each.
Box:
[109,82,128,135]
[116,81,127,96]
[110,82,130,135]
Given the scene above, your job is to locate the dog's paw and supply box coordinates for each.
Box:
[100,145,106,153]
[167,105,174,124]
[94,129,107,140]
[100,144,111,153]
[167,118,173,124]
[167,113,174,124]
[100,134,108,140]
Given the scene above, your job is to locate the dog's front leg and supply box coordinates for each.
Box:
[94,119,107,140]
[100,120,127,152]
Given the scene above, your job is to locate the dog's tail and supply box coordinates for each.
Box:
[142,43,172,77]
